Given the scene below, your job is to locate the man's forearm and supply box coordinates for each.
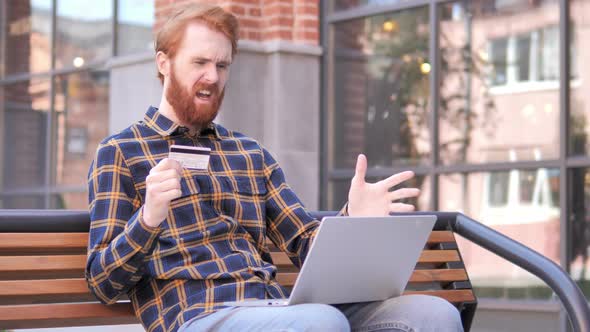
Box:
[86,208,161,304]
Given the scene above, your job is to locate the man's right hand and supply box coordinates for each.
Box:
[142,158,183,228]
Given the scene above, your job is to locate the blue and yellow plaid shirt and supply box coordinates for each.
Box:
[86,107,328,332]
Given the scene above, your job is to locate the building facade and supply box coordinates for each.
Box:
[2,0,590,331]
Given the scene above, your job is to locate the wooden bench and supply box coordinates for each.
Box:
[0,210,477,330]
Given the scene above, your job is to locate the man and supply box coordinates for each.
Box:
[86,3,463,332]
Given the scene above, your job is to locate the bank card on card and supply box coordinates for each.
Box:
[169,145,211,170]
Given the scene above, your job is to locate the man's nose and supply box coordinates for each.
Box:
[203,63,219,83]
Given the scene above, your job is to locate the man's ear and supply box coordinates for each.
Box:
[156,51,170,78]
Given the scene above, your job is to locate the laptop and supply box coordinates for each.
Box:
[224,215,436,307]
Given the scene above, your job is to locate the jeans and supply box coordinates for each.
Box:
[178,294,464,332]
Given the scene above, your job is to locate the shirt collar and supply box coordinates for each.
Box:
[143,106,221,139]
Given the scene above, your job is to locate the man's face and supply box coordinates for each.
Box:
[165,22,232,129]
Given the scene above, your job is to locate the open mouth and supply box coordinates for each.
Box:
[196,89,212,100]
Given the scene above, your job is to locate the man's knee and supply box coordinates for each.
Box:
[384,295,463,330]
[291,303,350,331]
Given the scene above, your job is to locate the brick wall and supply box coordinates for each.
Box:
[154,0,319,45]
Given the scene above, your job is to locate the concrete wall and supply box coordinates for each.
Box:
[107,41,322,209]
[470,300,563,332]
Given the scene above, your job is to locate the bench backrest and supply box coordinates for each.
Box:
[0,210,476,330]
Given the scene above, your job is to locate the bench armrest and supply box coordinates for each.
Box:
[449,212,590,332]
[311,210,590,332]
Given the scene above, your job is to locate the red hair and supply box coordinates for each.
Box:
[155,3,239,84]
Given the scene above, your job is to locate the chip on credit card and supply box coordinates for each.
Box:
[169,145,211,170]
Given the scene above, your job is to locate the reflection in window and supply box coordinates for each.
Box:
[50,192,87,210]
[0,79,50,192]
[440,170,560,300]
[331,7,430,169]
[519,170,536,203]
[570,168,590,297]
[328,175,430,211]
[489,25,560,86]
[67,127,88,156]
[488,172,509,206]
[3,0,52,76]
[52,71,109,206]
[516,34,531,82]
[0,194,45,209]
[438,0,559,165]
[333,0,415,12]
[538,25,559,81]
[117,0,154,55]
[490,38,508,86]
[328,181,351,211]
[55,0,113,69]
[485,169,558,210]
[570,1,590,156]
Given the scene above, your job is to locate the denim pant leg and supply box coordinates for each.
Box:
[336,295,464,332]
[178,304,350,332]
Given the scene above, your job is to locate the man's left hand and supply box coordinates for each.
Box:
[347,154,420,217]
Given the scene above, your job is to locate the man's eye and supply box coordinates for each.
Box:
[217,64,228,69]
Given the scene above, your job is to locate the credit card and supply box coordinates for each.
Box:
[169,145,211,170]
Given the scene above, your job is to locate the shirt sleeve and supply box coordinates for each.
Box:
[86,140,161,305]
[261,148,321,268]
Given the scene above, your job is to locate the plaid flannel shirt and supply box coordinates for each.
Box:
[86,106,332,332]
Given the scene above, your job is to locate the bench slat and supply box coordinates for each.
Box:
[426,231,454,243]
[0,231,454,253]
[0,255,86,273]
[409,269,467,282]
[0,251,461,278]
[0,233,88,252]
[0,279,89,296]
[0,268,469,298]
[0,302,136,329]
[403,289,475,303]
[419,250,460,263]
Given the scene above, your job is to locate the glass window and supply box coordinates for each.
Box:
[519,169,537,203]
[488,171,510,206]
[516,34,531,82]
[328,180,351,211]
[0,79,50,192]
[2,0,52,76]
[438,0,559,165]
[490,38,508,86]
[116,0,154,56]
[570,168,590,297]
[332,0,415,12]
[538,25,559,81]
[52,70,109,207]
[330,6,430,170]
[55,0,113,69]
[569,1,590,156]
[327,175,430,211]
[440,169,560,300]
[0,194,45,209]
[50,192,87,209]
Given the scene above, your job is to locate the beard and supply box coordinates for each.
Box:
[165,66,225,129]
